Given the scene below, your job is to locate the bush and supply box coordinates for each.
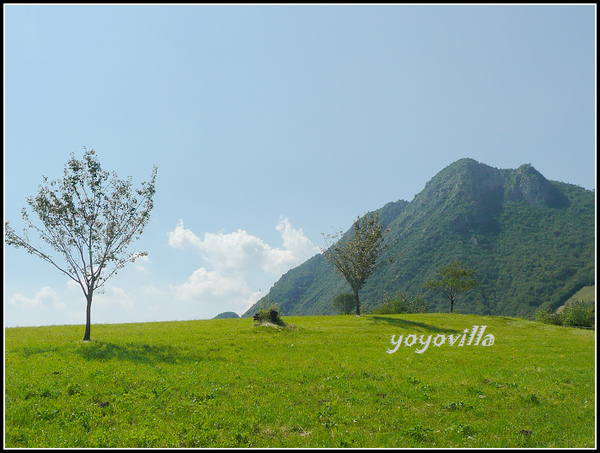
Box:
[252,298,285,326]
[332,293,356,315]
[561,300,595,327]
[534,301,594,328]
[534,306,564,325]
[370,292,429,315]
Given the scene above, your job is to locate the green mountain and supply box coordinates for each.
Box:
[213,311,241,319]
[243,158,595,318]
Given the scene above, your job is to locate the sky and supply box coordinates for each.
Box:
[3,4,596,328]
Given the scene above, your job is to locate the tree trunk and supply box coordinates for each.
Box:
[355,290,361,316]
[83,292,93,341]
[450,297,454,313]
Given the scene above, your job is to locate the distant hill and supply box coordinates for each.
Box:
[243,158,595,318]
[213,311,240,319]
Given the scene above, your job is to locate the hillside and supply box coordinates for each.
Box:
[557,285,596,314]
[213,311,241,319]
[244,158,595,318]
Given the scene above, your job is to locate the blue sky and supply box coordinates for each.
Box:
[4,4,596,327]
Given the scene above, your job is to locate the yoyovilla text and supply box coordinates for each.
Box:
[386,325,495,354]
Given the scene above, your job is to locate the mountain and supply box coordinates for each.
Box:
[213,311,241,319]
[243,158,595,318]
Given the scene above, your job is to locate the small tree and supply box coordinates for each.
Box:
[425,261,478,313]
[5,148,157,341]
[321,212,387,315]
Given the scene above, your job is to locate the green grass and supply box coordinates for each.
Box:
[4,314,596,448]
[565,285,596,305]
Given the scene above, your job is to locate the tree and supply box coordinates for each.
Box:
[321,212,387,315]
[5,148,157,341]
[425,261,478,313]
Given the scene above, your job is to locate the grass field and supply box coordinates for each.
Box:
[563,285,596,307]
[4,314,596,448]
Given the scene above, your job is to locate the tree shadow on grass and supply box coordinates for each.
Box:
[20,345,62,358]
[75,341,222,365]
[369,316,461,333]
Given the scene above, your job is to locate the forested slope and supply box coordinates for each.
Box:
[244,158,595,318]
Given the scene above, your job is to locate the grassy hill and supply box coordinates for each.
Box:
[244,159,595,319]
[557,285,596,315]
[564,285,596,305]
[4,315,595,448]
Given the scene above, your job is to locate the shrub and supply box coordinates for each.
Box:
[370,292,429,315]
[332,293,356,315]
[561,300,595,327]
[252,298,285,326]
[534,306,563,325]
[534,301,594,328]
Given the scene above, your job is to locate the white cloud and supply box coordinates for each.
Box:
[94,286,134,310]
[167,217,319,275]
[134,255,152,273]
[167,217,319,316]
[167,220,204,250]
[66,279,83,292]
[264,217,319,274]
[65,280,134,310]
[170,267,249,299]
[143,285,167,297]
[169,267,257,314]
[277,217,315,252]
[8,286,66,309]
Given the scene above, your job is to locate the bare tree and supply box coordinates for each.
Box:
[321,212,387,315]
[5,148,157,340]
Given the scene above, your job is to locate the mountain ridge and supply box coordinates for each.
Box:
[243,158,595,318]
